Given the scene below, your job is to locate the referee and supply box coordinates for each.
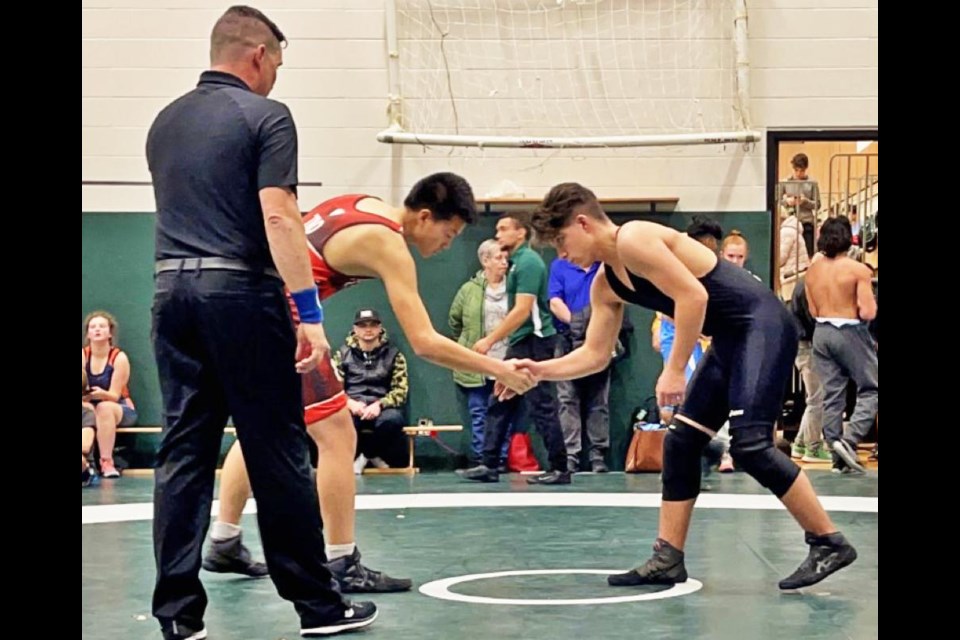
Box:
[146,6,375,639]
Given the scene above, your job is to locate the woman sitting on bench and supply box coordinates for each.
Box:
[82,310,138,480]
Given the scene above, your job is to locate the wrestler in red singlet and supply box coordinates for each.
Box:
[293,194,403,424]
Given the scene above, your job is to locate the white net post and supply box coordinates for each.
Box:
[380,0,759,149]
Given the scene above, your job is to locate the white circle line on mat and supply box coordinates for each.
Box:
[418,569,703,605]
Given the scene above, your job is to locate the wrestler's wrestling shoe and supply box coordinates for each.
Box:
[327,548,413,593]
[201,534,269,578]
[778,531,857,590]
[608,538,688,586]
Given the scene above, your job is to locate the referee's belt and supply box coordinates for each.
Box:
[154,257,280,280]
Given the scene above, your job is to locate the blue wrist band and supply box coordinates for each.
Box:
[291,286,323,324]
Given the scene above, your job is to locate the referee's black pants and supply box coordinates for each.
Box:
[151,269,344,630]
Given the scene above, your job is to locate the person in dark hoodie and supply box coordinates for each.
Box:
[334,308,409,471]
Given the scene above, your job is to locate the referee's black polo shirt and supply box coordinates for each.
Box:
[146,70,298,266]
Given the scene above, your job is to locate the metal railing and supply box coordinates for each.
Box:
[827,153,878,222]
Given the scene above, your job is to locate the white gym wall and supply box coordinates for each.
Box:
[81,0,878,212]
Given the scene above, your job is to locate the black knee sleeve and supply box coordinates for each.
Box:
[662,420,713,501]
[729,425,801,498]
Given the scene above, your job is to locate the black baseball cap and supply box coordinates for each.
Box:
[353,308,382,324]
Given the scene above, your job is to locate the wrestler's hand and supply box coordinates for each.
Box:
[493,359,536,397]
[296,322,331,373]
[493,381,516,401]
[512,358,544,381]
[656,367,686,408]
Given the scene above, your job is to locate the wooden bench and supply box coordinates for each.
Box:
[117,425,463,475]
[362,425,463,476]
[114,427,234,475]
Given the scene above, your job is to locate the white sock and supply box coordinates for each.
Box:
[211,521,242,541]
[326,542,355,561]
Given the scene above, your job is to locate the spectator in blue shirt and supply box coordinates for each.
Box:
[548,258,611,472]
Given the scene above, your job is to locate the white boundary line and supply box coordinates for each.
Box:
[82,492,878,525]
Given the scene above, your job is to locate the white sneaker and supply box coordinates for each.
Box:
[368,457,389,469]
[353,454,368,475]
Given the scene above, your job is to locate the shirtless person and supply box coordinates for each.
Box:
[804,217,877,474]
[517,182,857,590]
[202,173,535,592]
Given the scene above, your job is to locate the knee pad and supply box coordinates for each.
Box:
[662,420,713,502]
[729,426,800,498]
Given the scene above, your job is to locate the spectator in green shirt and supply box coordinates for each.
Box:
[458,214,571,485]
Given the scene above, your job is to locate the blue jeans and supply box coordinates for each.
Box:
[463,381,510,464]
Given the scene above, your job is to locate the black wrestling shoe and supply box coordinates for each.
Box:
[608,538,688,586]
[778,531,857,590]
[327,548,412,593]
[201,534,269,577]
